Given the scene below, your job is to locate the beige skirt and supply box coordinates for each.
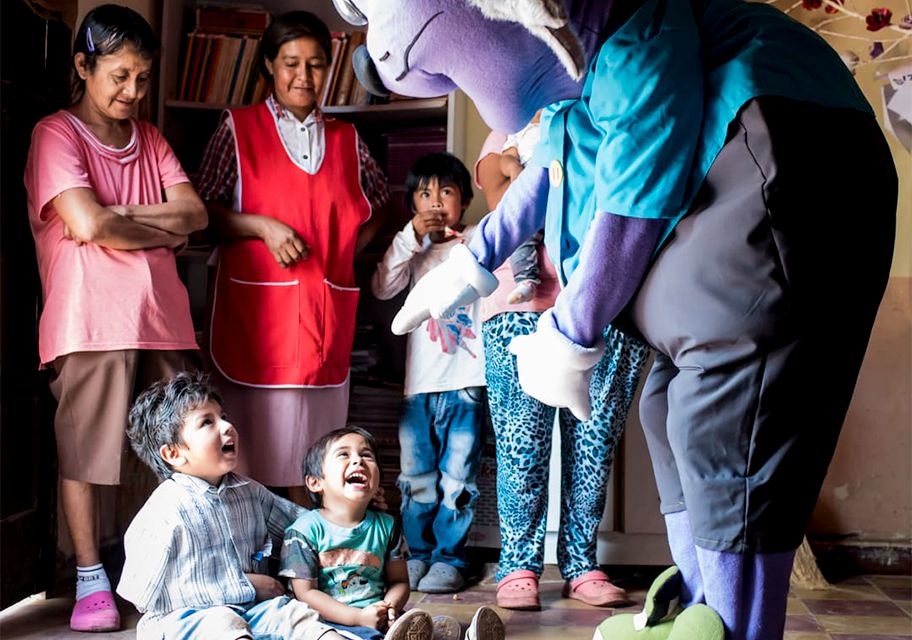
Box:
[210,371,350,487]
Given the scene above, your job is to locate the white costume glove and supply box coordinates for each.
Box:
[391,244,499,335]
[508,309,605,421]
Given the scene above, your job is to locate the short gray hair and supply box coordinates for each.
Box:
[127,371,222,480]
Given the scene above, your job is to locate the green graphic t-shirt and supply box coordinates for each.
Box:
[279,509,406,608]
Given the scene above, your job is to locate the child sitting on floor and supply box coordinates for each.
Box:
[280,426,504,640]
[117,372,346,640]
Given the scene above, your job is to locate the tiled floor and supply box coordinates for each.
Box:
[1,568,909,639]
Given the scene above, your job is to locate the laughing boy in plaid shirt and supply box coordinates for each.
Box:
[117,372,347,640]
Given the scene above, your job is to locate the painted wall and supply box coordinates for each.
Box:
[797,2,912,542]
[454,3,912,545]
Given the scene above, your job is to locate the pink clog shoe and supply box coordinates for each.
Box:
[70,591,121,632]
[562,570,634,608]
[496,569,541,611]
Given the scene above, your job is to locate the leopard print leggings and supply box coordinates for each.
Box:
[483,311,650,581]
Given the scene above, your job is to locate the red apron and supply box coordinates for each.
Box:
[210,103,370,387]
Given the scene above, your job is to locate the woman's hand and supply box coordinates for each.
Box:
[62,224,84,246]
[260,217,308,268]
[411,210,445,243]
[244,573,285,602]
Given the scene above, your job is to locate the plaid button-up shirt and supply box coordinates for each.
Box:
[117,472,305,616]
[196,94,390,211]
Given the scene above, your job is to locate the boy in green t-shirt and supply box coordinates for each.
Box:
[280,426,504,640]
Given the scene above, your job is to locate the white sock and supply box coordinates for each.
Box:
[76,563,111,601]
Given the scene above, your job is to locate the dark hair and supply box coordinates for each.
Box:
[71,4,160,104]
[404,152,474,213]
[127,372,223,481]
[260,11,332,79]
[303,426,379,507]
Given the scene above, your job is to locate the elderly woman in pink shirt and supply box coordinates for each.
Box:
[23,5,206,632]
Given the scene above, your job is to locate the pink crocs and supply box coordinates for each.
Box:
[562,570,633,608]
[70,590,121,632]
[496,569,541,610]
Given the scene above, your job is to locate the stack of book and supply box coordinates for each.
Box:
[321,30,371,108]
[177,5,270,105]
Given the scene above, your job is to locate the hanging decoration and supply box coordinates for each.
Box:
[767,0,912,149]
[767,0,912,70]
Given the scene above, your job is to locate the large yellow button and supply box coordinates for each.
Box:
[549,159,563,187]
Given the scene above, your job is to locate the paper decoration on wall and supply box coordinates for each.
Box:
[771,0,912,70]
[883,63,912,151]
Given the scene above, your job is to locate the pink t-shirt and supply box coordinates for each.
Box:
[24,110,198,366]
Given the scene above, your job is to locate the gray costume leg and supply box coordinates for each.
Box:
[633,97,896,553]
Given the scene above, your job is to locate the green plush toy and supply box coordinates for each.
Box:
[594,567,724,640]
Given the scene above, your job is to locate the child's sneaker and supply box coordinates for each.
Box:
[432,614,462,640]
[386,608,433,640]
[465,606,504,640]
[506,281,536,304]
[408,559,430,590]
[417,562,464,593]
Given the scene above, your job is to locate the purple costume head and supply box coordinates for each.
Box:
[332,0,612,133]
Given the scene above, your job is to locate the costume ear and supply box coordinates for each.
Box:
[353,46,390,98]
[160,443,187,468]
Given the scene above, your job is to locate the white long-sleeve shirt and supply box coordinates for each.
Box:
[371,221,486,396]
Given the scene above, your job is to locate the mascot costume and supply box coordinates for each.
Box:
[331,0,898,638]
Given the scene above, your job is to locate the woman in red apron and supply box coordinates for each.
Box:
[196,11,390,502]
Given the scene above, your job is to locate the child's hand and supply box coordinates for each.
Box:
[244,573,284,602]
[411,210,445,243]
[359,601,392,629]
[499,152,524,182]
[507,281,536,304]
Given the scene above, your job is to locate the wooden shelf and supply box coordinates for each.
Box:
[164,97,448,122]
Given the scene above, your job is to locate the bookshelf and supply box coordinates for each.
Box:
[157,0,468,512]
[156,0,461,169]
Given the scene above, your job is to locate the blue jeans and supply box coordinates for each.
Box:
[397,387,487,571]
[323,621,384,640]
[137,596,330,640]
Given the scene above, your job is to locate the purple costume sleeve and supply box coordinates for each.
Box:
[551,212,664,347]
[468,166,550,271]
